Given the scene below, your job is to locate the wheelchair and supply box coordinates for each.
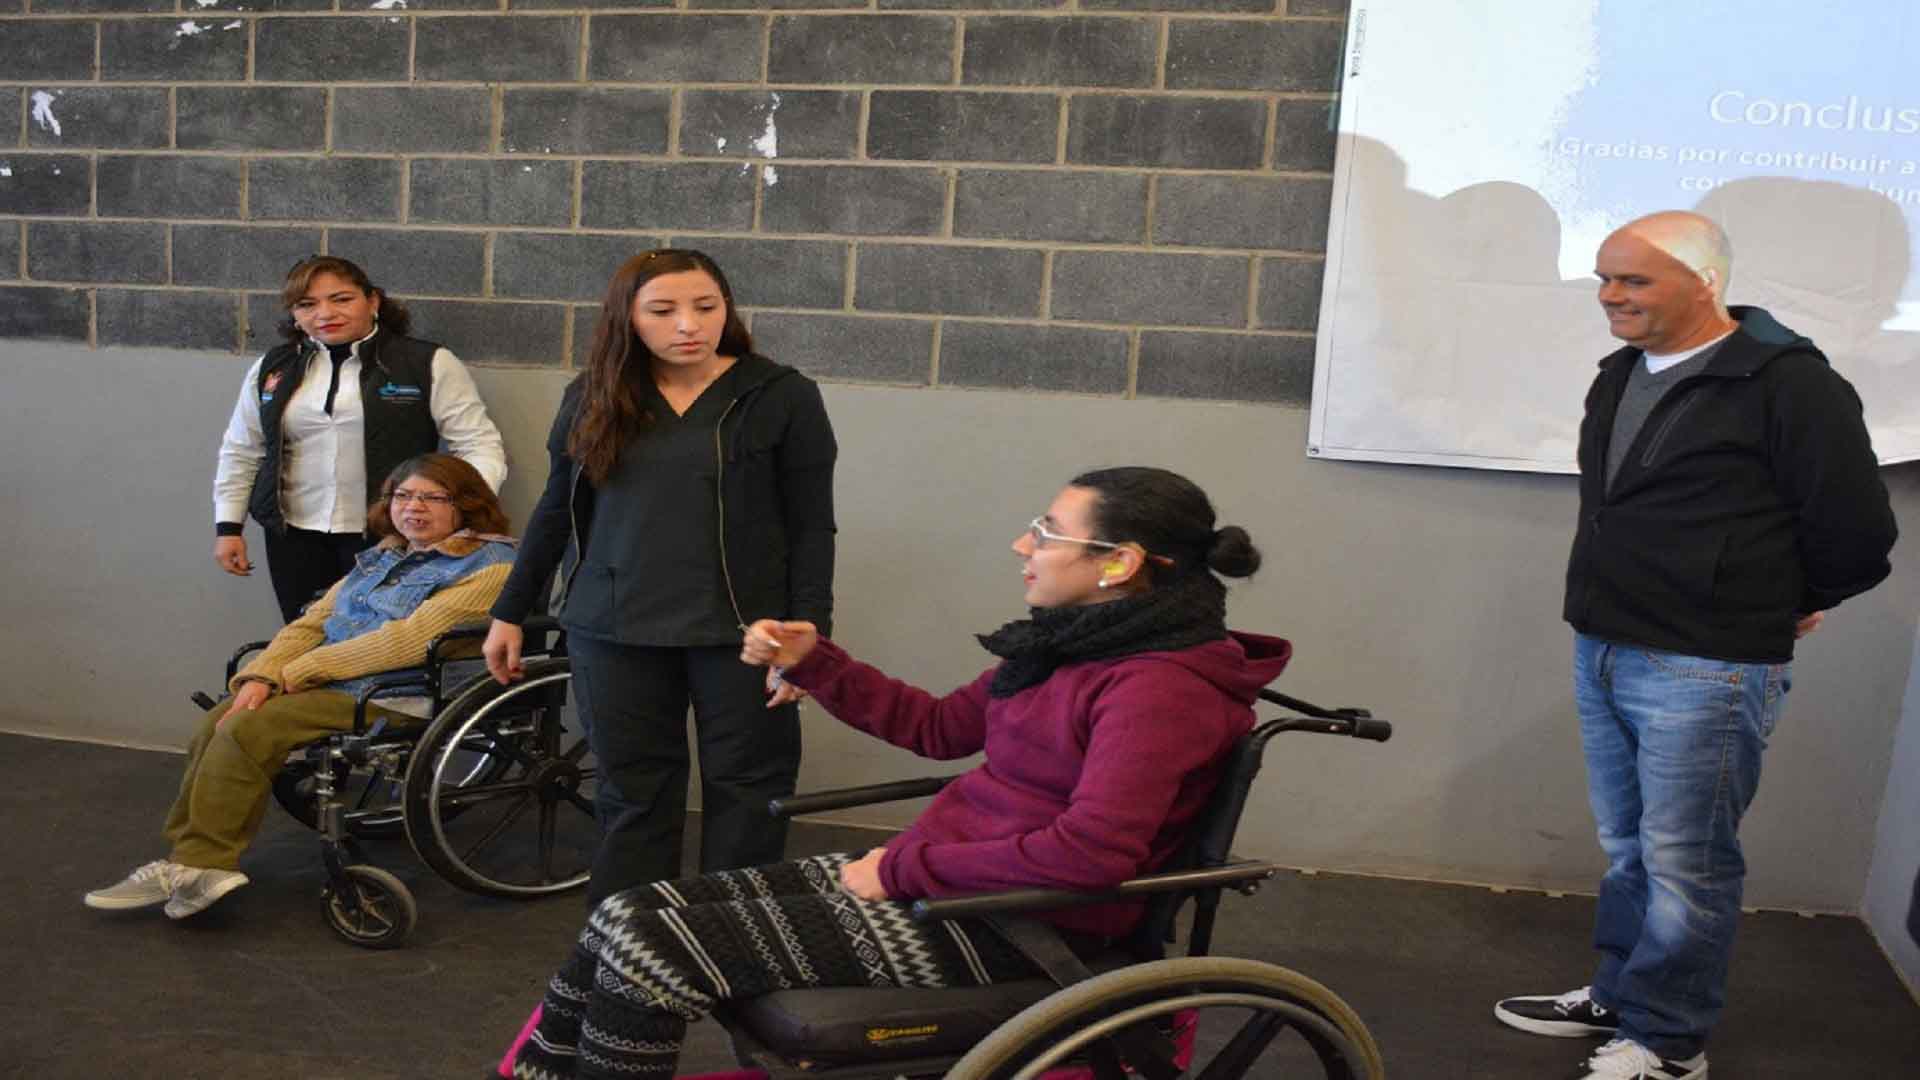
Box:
[193,616,598,949]
[690,687,1394,1080]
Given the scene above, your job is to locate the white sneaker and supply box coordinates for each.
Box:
[163,866,250,920]
[84,860,187,911]
[1576,1038,1707,1079]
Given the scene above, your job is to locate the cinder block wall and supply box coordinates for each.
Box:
[1,0,1343,404]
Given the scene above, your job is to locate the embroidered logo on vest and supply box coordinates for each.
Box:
[377,381,425,403]
[261,371,283,402]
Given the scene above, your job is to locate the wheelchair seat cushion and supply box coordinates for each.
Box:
[731,949,1136,1065]
[733,979,1061,1063]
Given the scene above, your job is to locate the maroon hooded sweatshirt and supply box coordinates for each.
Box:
[783,630,1292,937]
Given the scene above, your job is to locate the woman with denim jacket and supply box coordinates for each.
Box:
[481,249,838,905]
[85,453,516,921]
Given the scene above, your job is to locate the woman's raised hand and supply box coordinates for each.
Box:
[740,619,819,670]
[483,619,525,685]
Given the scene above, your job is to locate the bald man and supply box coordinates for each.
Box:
[1495,212,1897,1080]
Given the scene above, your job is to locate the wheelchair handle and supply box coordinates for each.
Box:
[1349,715,1392,742]
[1256,689,1391,743]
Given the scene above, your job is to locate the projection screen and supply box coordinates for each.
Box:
[1308,0,1920,471]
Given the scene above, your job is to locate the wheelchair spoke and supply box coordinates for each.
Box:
[560,786,597,818]
[1194,1011,1289,1080]
[461,792,533,866]
[1089,1042,1129,1080]
[538,799,557,883]
[348,886,396,931]
[434,778,540,810]
[472,729,543,772]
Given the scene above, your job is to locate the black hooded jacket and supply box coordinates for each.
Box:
[491,354,837,637]
[1564,306,1896,663]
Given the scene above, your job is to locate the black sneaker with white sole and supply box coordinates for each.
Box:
[1494,985,1620,1037]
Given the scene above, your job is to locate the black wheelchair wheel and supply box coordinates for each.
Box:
[322,864,417,949]
[944,957,1385,1080]
[401,658,598,899]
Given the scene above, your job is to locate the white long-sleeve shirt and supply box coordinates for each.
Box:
[213,339,508,533]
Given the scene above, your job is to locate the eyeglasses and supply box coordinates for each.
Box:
[1026,516,1177,567]
[1027,517,1123,552]
[391,490,455,507]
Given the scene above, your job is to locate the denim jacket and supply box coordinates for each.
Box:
[324,534,517,701]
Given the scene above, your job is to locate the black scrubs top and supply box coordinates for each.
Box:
[583,364,744,646]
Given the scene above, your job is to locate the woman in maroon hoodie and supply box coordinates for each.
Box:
[504,467,1290,1080]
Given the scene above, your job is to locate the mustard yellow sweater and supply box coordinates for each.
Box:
[232,536,513,696]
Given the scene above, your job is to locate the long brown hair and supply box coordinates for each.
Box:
[365,453,512,541]
[278,255,412,343]
[569,249,753,485]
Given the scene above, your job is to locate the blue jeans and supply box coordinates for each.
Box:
[1573,633,1789,1059]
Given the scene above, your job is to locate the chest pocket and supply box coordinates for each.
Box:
[366,565,446,620]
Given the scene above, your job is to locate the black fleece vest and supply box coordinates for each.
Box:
[246,330,442,533]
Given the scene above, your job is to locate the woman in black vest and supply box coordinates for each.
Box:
[482,248,838,902]
[212,256,508,622]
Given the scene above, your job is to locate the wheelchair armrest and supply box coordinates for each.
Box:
[225,640,272,684]
[426,617,566,670]
[353,673,431,735]
[768,776,957,819]
[907,860,1278,923]
[425,621,493,669]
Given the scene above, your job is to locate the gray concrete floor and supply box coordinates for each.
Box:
[2,733,1914,1078]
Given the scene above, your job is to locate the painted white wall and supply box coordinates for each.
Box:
[3,341,1915,912]
[1863,622,1920,992]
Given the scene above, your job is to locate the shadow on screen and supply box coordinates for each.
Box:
[1693,177,1916,436]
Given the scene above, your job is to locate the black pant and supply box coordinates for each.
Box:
[568,635,802,905]
[263,526,369,623]
[1909,863,1920,946]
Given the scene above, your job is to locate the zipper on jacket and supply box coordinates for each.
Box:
[712,395,749,632]
[1636,386,1704,468]
[556,464,584,613]
[276,345,319,530]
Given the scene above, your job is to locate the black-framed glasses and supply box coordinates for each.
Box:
[391,490,455,507]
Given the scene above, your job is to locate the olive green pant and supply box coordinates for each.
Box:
[162,691,405,870]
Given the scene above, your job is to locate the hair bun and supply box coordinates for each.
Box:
[1205,525,1261,578]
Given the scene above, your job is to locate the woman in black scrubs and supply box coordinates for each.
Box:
[482,249,837,903]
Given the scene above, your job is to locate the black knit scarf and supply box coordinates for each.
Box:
[976,571,1229,698]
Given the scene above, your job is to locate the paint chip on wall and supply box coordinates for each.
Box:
[31,91,61,138]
